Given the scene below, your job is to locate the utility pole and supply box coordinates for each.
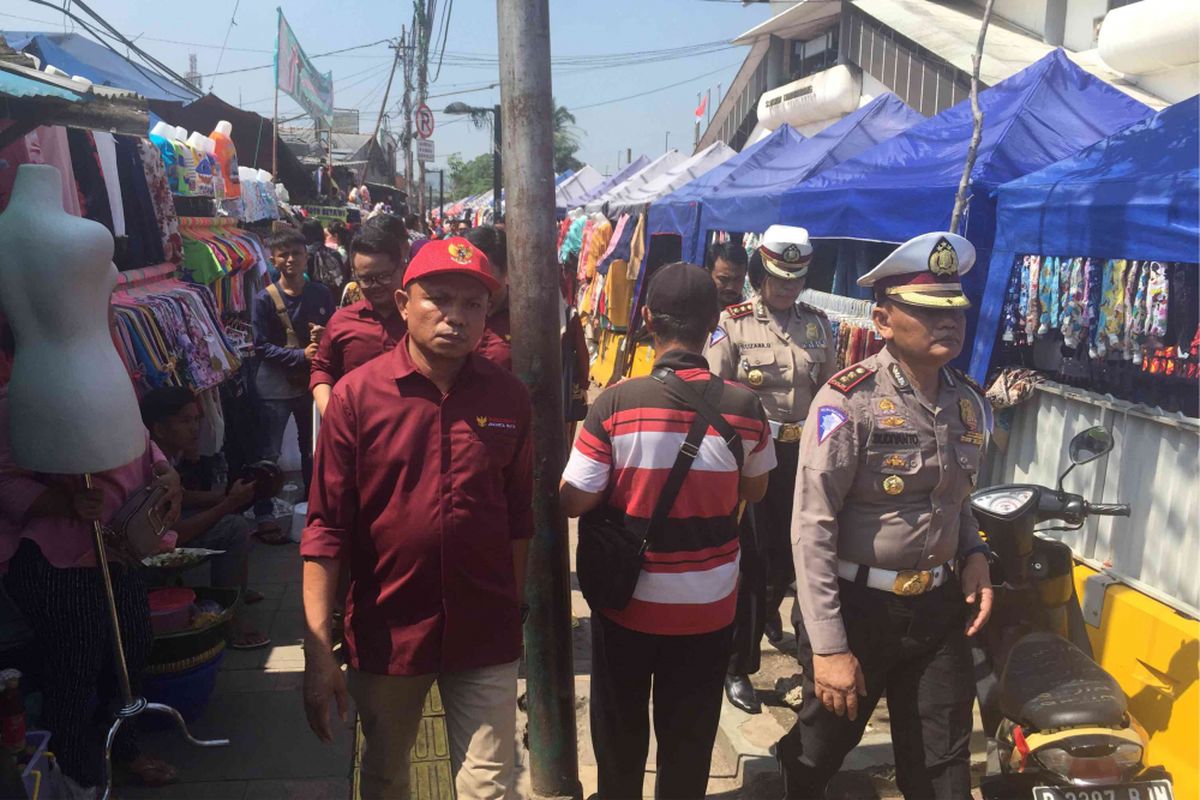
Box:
[496,0,580,797]
[367,40,402,187]
[401,24,415,208]
[414,0,436,222]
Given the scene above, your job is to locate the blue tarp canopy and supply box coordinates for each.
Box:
[4,32,198,103]
[646,124,806,264]
[780,50,1151,370]
[970,97,1200,380]
[696,93,923,262]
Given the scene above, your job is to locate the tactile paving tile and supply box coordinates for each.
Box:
[352,685,455,799]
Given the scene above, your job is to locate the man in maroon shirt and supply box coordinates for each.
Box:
[301,238,533,799]
[310,226,409,415]
[466,225,512,370]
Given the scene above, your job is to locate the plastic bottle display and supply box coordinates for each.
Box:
[210,120,241,200]
[148,121,179,194]
[188,132,215,197]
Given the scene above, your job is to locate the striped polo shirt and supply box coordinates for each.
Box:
[563,350,776,635]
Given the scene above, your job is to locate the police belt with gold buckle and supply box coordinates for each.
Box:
[836,559,950,596]
[768,420,804,443]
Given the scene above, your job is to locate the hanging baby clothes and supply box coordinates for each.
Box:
[138,139,183,263]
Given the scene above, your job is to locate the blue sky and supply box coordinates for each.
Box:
[1,0,771,181]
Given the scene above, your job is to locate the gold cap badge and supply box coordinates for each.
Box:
[928,237,959,277]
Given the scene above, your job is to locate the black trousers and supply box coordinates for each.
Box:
[590,612,731,799]
[729,505,766,675]
[4,540,152,786]
[777,578,975,800]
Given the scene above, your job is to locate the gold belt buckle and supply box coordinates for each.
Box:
[777,422,803,443]
[893,570,933,596]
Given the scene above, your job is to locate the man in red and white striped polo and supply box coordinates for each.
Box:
[561,262,776,798]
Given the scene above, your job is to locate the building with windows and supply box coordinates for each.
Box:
[700,0,1195,152]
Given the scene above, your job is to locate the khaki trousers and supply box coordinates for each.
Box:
[348,659,520,800]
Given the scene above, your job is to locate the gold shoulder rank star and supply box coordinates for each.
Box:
[727,302,754,320]
[829,364,875,394]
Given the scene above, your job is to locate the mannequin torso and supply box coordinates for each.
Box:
[0,165,146,473]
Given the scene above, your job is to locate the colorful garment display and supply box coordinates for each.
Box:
[110,268,243,394]
[178,217,270,314]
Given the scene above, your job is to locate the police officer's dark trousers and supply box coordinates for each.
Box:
[756,438,800,629]
[728,505,765,675]
[777,576,975,800]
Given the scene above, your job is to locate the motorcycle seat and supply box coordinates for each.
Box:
[999,632,1127,731]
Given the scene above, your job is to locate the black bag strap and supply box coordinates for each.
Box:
[640,372,725,554]
[654,368,744,470]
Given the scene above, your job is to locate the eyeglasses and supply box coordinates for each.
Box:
[355,268,399,288]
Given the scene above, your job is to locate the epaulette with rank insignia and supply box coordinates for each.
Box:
[951,368,986,397]
[828,364,875,394]
[796,301,828,318]
[726,301,754,320]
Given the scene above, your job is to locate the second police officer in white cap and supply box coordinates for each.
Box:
[704,225,835,714]
[774,232,994,799]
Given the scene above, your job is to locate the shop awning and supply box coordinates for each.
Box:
[571,157,649,209]
[780,50,1152,368]
[584,150,687,213]
[3,31,198,103]
[646,124,806,263]
[698,92,923,257]
[554,165,604,211]
[970,97,1199,379]
[607,141,737,214]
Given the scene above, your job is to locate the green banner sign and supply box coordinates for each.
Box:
[275,9,333,126]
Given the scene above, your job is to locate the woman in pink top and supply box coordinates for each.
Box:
[0,378,184,790]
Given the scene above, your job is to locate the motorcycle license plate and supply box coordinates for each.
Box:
[1032,780,1173,800]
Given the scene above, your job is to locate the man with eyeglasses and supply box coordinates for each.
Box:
[311,226,410,416]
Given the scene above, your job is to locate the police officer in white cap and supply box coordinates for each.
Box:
[775,232,994,798]
[704,226,835,714]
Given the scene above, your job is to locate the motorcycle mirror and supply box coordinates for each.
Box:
[1069,427,1114,466]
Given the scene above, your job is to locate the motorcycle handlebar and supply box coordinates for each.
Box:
[1086,502,1131,517]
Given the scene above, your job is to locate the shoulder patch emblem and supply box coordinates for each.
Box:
[709,326,728,347]
[727,301,754,320]
[817,406,849,443]
[829,364,875,394]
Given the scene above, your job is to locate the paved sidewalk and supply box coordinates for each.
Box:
[122,534,354,800]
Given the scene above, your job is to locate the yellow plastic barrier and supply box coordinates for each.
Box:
[1073,563,1199,799]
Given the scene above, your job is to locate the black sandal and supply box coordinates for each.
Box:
[253,522,289,545]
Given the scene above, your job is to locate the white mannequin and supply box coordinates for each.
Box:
[0,165,145,473]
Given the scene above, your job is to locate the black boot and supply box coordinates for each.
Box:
[764,610,784,644]
[724,674,761,714]
[773,740,815,800]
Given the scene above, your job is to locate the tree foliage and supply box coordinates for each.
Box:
[447,98,584,199]
[447,153,494,199]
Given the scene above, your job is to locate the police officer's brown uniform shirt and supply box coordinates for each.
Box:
[791,346,991,654]
[704,298,836,423]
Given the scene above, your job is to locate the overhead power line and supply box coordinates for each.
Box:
[570,61,742,112]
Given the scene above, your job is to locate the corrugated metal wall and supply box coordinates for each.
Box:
[982,383,1200,617]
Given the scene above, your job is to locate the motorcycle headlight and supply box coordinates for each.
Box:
[1035,740,1144,786]
[971,487,1037,519]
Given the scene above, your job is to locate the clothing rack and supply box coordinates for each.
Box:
[798,288,875,325]
[114,262,177,290]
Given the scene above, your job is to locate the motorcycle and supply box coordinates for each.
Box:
[970,427,1174,800]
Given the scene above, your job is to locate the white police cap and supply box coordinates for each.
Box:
[759,225,813,280]
[857,232,975,309]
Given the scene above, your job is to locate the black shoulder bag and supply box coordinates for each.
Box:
[576,369,745,611]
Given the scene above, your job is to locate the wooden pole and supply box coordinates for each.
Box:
[272,85,278,178]
[949,0,996,232]
[496,0,580,795]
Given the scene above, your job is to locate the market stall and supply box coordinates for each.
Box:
[779,50,1152,360]
[605,140,736,215]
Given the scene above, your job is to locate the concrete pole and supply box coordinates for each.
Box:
[495,0,580,797]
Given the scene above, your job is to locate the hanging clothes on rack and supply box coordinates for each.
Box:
[178,217,270,314]
[109,264,243,395]
[796,289,883,370]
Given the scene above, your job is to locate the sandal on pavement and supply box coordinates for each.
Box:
[229,629,271,650]
[115,754,178,787]
[252,522,289,546]
[244,589,266,605]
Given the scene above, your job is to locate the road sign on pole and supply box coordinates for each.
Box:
[416,138,435,163]
[415,103,435,139]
